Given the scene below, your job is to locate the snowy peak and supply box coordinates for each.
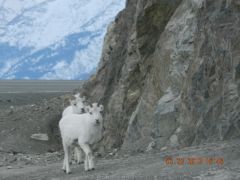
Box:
[0,0,125,79]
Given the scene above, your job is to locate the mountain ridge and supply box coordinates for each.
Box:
[0,0,125,79]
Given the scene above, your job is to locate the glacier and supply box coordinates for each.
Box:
[0,0,125,79]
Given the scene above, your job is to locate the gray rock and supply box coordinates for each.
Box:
[31,134,49,141]
[80,0,240,153]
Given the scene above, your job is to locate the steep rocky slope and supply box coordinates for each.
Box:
[81,0,240,153]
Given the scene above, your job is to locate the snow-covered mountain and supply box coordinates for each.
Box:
[0,0,125,79]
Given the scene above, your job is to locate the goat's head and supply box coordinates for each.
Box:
[76,96,86,104]
[70,99,85,114]
[87,103,104,126]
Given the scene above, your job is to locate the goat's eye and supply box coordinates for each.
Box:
[90,112,93,115]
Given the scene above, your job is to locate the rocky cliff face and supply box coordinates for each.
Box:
[81,0,240,153]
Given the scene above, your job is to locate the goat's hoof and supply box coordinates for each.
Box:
[77,161,84,164]
[88,168,95,171]
[62,169,71,174]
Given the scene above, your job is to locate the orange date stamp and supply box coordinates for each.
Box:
[164,156,224,166]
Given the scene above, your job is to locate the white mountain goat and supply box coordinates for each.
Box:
[59,103,104,173]
[62,94,88,164]
[62,97,86,117]
[72,104,99,164]
[71,103,95,164]
[71,93,97,164]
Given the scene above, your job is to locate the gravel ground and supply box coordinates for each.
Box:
[0,140,240,180]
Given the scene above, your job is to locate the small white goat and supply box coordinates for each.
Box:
[62,96,86,117]
[62,94,87,164]
[72,104,100,164]
[59,103,104,173]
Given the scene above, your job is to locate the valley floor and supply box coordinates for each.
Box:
[0,80,83,108]
[0,140,240,180]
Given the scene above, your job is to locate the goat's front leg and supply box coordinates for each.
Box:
[62,154,66,171]
[79,143,94,171]
[63,142,71,174]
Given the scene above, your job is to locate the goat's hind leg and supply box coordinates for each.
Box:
[75,147,84,164]
[62,153,66,171]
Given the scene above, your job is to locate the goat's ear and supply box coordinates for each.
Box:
[99,105,104,112]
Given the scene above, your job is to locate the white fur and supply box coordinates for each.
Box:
[59,104,104,173]
[62,93,87,117]
[62,94,87,164]
[72,103,103,164]
[74,93,86,103]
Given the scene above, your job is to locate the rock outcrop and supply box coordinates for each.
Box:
[81,0,240,153]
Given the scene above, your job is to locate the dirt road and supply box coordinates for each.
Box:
[1,140,240,180]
